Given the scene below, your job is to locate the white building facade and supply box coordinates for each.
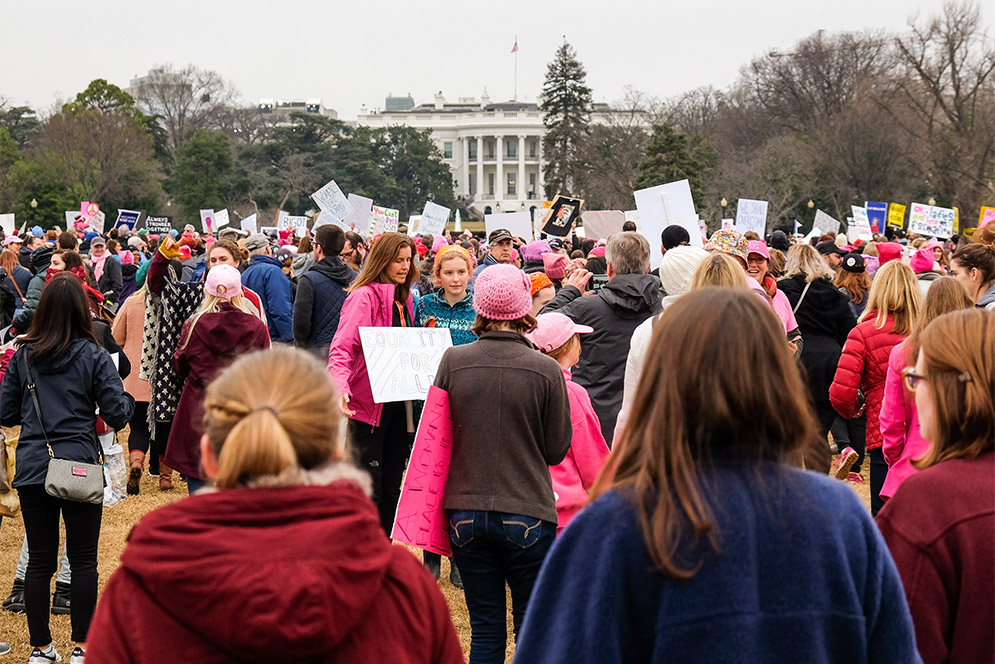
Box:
[358,93,548,218]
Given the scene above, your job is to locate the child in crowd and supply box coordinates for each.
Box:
[415,244,477,345]
[527,313,610,534]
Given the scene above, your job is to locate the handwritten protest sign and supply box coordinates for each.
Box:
[391,385,454,556]
[345,194,373,235]
[734,199,768,236]
[144,216,172,234]
[721,218,734,230]
[485,211,532,242]
[888,203,906,228]
[813,209,841,236]
[0,214,14,236]
[383,208,399,233]
[278,214,309,235]
[310,179,353,221]
[199,209,214,233]
[115,209,141,230]
[908,202,955,238]
[240,214,257,234]
[634,179,701,270]
[368,206,386,235]
[980,206,995,229]
[865,202,888,233]
[420,202,450,235]
[581,210,625,240]
[359,327,452,402]
[64,211,79,227]
[313,209,347,231]
[213,208,230,228]
[849,206,874,242]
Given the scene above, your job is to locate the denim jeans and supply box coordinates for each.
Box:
[449,510,555,664]
[16,535,71,585]
[830,414,867,472]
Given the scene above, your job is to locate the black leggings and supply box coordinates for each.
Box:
[127,401,152,455]
[349,402,413,536]
[19,484,102,646]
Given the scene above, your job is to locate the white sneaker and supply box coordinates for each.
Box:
[28,647,61,663]
[69,647,85,664]
[0,641,10,655]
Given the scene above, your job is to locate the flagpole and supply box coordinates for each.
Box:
[514,35,518,101]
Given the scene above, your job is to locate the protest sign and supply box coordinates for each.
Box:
[849,206,874,242]
[734,199,768,236]
[310,179,353,221]
[115,209,141,230]
[213,208,230,229]
[865,202,888,233]
[81,202,104,233]
[580,210,625,240]
[383,208,399,233]
[980,206,995,229]
[391,385,454,556]
[89,211,106,234]
[240,213,258,234]
[199,209,214,233]
[359,327,452,403]
[888,203,906,228]
[420,202,450,235]
[345,194,373,235]
[278,215,309,235]
[633,179,701,270]
[540,195,583,237]
[407,216,422,236]
[0,214,13,236]
[64,211,79,227]
[721,218,734,230]
[368,206,387,235]
[144,216,172,234]
[813,209,841,236]
[260,226,278,236]
[485,211,532,242]
[624,210,639,225]
[908,202,955,238]
[313,209,348,231]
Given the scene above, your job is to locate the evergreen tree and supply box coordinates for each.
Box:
[168,128,235,224]
[636,123,717,210]
[540,42,592,198]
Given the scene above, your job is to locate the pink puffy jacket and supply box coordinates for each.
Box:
[550,368,610,535]
[327,283,414,427]
[879,342,931,500]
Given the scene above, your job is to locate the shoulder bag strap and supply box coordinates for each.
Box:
[792,281,813,315]
[20,352,54,458]
[7,276,24,302]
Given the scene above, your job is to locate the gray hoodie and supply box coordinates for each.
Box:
[978,282,995,310]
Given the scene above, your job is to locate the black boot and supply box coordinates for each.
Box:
[1,578,24,613]
[51,581,71,615]
[449,559,464,590]
[423,552,441,581]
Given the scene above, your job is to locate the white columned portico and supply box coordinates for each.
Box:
[496,135,504,203]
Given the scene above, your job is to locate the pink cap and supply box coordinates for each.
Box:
[205,264,243,300]
[526,313,593,352]
[910,247,935,274]
[541,252,568,279]
[432,235,449,254]
[589,246,606,258]
[178,246,192,260]
[877,242,903,265]
[3,235,22,246]
[747,240,770,260]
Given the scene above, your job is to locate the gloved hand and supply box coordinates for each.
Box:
[159,237,179,260]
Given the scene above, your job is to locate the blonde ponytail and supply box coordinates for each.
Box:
[202,348,341,488]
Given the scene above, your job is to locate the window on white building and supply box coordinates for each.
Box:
[507,173,516,196]
[529,173,537,199]
[488,173,495,196]
[529,140,538,158]
[468,140,477,161]
[443,141,453,159]
[506,140,517,159]
[486,140,495,160]
[469,173,477,196]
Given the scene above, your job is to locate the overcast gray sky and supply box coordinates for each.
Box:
[1,0,975,119]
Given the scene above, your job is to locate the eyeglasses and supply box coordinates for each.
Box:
[902,367,926,392]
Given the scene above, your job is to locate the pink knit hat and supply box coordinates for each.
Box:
[432,235,449,254]
[521,240,552,262]
[910,247,935,274]
[877,242,903,265]
[541,252,568,279]
[473,264,532,320]
[205,264,243,300]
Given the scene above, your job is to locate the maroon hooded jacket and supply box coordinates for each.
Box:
[87,474,464,663]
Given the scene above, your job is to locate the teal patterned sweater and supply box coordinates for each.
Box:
[415,290,477,346]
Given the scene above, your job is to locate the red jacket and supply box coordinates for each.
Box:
[87,473,464,663]
[876,452,995,664]
[829,314,905,450]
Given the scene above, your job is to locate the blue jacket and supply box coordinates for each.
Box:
[292,257,355,359]
[242,254,294,343]
[515,463,921,664]
[415,290,477,346]
[1,339,135,487]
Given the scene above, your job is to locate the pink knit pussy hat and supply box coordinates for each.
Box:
[473,264,532,320]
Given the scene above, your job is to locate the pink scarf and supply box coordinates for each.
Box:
[91,251,109,281]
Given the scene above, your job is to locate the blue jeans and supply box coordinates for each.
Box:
[449,510,555,664]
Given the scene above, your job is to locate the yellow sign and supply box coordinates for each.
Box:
[953,206,959,233]
[887,203,906,228]
[541,200,553,209]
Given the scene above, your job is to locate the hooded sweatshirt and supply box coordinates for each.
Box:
[85,467,464,664]
[543,272,663,442]
[165,304,271,479]
[978,282,995,310]
[292,256,356,359]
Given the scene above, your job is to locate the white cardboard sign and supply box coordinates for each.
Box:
[0,214,14,236]
[850,206,874,242]
[813,209,841,236]
[199,209,214,233]
[734,198,768,236]
[580,210,625,240]
[633,179,701,271]
[345,194,373,235]
[907,202,955,239]
[278,214,309,235]
[213,208,230,229]
[359,327,452,402]
[310,180,353,221]
[240,214,258,234]
[484,211,533,242]
[419,202,450,236]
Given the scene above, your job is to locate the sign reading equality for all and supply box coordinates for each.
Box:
[359,327,452,403]
[908,202,955,238]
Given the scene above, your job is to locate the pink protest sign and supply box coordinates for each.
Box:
[391,385,454,556]
[980,207,995,229]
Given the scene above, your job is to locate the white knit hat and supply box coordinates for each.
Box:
[659,246,709,296]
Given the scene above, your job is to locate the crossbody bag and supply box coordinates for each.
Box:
[21,353,104,504]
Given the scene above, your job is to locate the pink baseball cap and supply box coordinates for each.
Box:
[205,264,243,300]
[747,240,770,260]
[526,313,593,352]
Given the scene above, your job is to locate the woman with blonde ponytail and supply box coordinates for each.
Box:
[164,264,270,494]
[87,348,465,664]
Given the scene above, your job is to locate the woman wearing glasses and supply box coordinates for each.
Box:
[877,308,994,664]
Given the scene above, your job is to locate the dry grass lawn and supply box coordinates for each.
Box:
[0,426,870,663]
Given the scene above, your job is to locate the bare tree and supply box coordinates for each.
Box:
[132,64,240,153]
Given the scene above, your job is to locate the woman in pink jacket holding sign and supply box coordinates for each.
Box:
[327,232,418,536]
